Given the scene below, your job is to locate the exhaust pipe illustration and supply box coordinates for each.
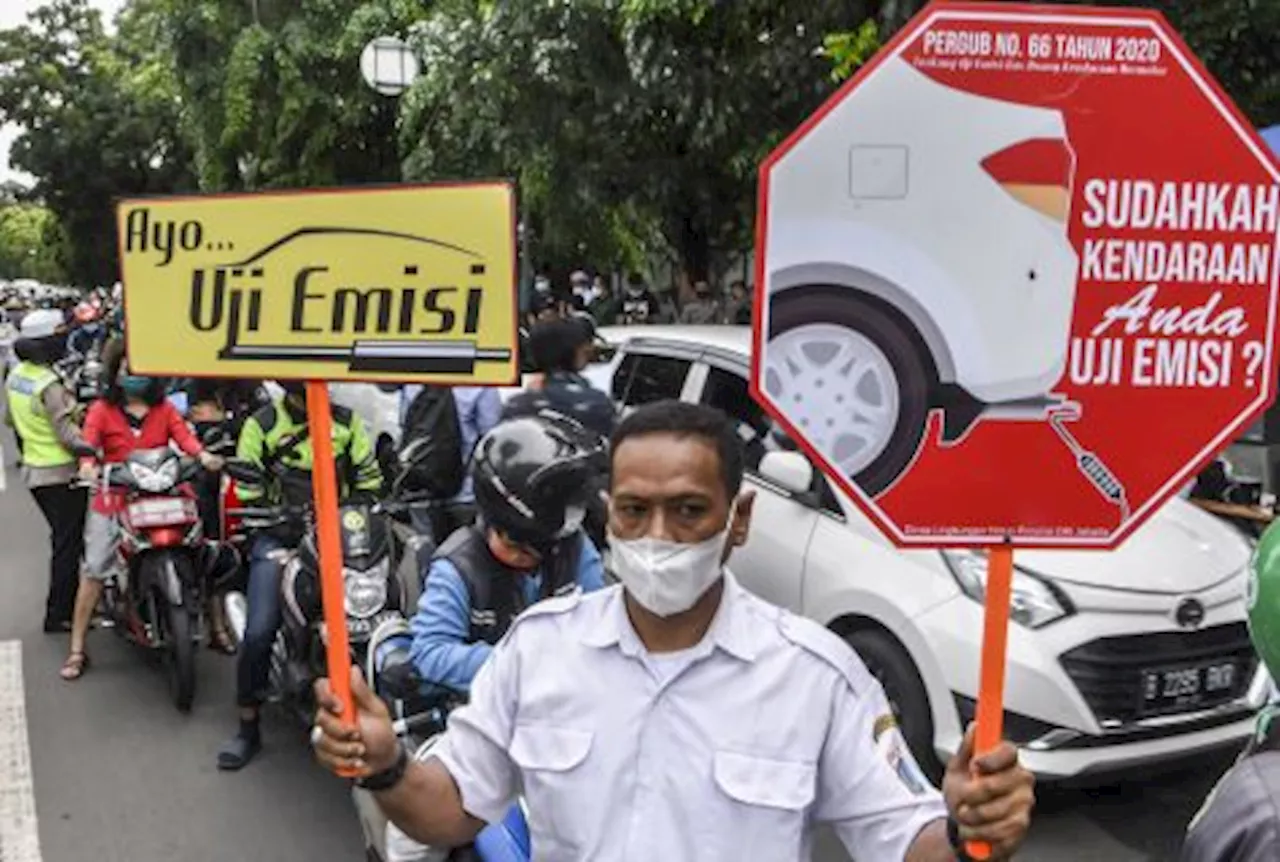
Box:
[219,340,513,375]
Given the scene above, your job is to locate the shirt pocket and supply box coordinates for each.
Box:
[509,724,595,856]
[712,750,816,861]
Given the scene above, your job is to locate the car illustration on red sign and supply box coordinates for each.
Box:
[753,1,1280,548]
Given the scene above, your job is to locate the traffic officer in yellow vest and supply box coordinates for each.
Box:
[218,380,383,771]
[4,309,91,633]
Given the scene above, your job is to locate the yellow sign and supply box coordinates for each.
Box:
[116,183,517,384]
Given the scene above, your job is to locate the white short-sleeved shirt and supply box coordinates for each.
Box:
[431,574,947,861]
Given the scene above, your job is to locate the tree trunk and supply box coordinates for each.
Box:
[673,212,711,307]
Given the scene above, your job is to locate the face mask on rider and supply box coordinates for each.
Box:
[119,374,154,402]
[610,503,735,618]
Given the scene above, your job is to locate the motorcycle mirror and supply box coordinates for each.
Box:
[200,424,232,449]
[223,458,264,485]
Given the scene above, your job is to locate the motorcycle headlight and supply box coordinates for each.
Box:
[132,459,180,493]
[941,550,1073,629]
[344,558,390,620]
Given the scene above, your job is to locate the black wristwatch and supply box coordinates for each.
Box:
[355,742,410,792]
[947,816,975,862]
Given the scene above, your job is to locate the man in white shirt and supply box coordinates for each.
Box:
[314,400,1035,861]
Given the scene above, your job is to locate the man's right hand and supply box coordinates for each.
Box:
[312,668,398,777]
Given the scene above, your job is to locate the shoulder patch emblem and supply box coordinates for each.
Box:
[873,714,930,796]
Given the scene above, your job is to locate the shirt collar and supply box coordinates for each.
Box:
[582,572,761,663]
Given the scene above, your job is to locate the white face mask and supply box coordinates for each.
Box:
[611,521,731,618]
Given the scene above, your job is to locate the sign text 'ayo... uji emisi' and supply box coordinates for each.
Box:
[117,183,518,384]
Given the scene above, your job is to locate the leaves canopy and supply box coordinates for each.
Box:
[0,0,196,287]
[4,0,1280,288]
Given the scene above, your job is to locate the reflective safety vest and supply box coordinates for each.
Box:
[6,361,73,468]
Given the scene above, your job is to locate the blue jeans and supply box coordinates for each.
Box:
[235,534,284,708]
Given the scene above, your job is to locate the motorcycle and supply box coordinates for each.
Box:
[91,448,223,711]
[1189,455,1275,540]
[355,622,529,862]
[68,347,105,404]
[222,458,431,726]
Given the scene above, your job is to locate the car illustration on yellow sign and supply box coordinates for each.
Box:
[116,182,517,384]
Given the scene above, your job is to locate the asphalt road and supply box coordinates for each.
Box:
[0,445,1237,862]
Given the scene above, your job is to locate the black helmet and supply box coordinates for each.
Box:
[471,413,598,550]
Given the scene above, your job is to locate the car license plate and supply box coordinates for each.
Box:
[1140,661,1238,714]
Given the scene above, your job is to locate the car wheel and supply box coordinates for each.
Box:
[843,626,943,783]
[766,287,931,496]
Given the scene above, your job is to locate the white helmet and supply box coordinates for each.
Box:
[19,308,63,339]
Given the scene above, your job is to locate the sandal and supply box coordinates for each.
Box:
[59,651,90,681]
[208,627,236,655]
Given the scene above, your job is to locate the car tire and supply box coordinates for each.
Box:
[843,626,943,783]
[767,286,931,497]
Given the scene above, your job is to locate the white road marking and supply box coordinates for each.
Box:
[0,640,41,862]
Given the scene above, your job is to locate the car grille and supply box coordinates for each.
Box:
[1060,624,1257,725]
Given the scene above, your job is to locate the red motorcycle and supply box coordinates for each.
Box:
[98,448,221,711]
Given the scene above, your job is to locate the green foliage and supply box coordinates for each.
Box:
[0,204,68,282]
[402,0,877,282]
[7,0,1280,294]
[822,20,882,83]
[162,0,417,191]
[0,0,196,287]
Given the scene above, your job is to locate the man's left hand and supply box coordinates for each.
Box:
[941,723,1035,860]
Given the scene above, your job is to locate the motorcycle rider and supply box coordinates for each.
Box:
[1181,520,1280,859]
[4,308,90,633]
[64,343,222,681]
[408,413,608,695]
[217,380,383,770]
[503,318,616,440]
[67,301,106,357]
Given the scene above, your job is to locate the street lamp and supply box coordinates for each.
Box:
[359,35,420,97]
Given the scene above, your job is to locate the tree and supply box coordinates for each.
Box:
[161,0,417,191]
[0,204,68,283]
[0,0,197,287]
[401,1,889,285]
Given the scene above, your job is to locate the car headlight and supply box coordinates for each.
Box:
[941,550,1073,629]
[344,558,390,620]
[132,459,180,493]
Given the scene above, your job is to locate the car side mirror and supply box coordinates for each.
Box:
[224,458,263,485]
[376,383,401,394]
[758,450,814,497]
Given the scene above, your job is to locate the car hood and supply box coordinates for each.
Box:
[1015,499,1251,594]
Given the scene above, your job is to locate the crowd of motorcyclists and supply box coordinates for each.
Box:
[9,273,1280,861]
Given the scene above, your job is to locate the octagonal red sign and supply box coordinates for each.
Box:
[751,1,1280,548]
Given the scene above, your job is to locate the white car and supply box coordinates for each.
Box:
[763,56,1079,495]
[599,325,1266,780]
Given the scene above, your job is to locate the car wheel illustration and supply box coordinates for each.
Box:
[766,287,931,496]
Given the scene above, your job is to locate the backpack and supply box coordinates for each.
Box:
[398,385,465,499]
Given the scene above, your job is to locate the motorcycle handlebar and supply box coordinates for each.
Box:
[391,709,447,738]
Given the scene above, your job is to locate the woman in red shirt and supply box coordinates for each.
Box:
[62,346,222,680]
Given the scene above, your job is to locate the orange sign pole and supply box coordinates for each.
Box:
[965,543,1015,861]
[305,381,357,776]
